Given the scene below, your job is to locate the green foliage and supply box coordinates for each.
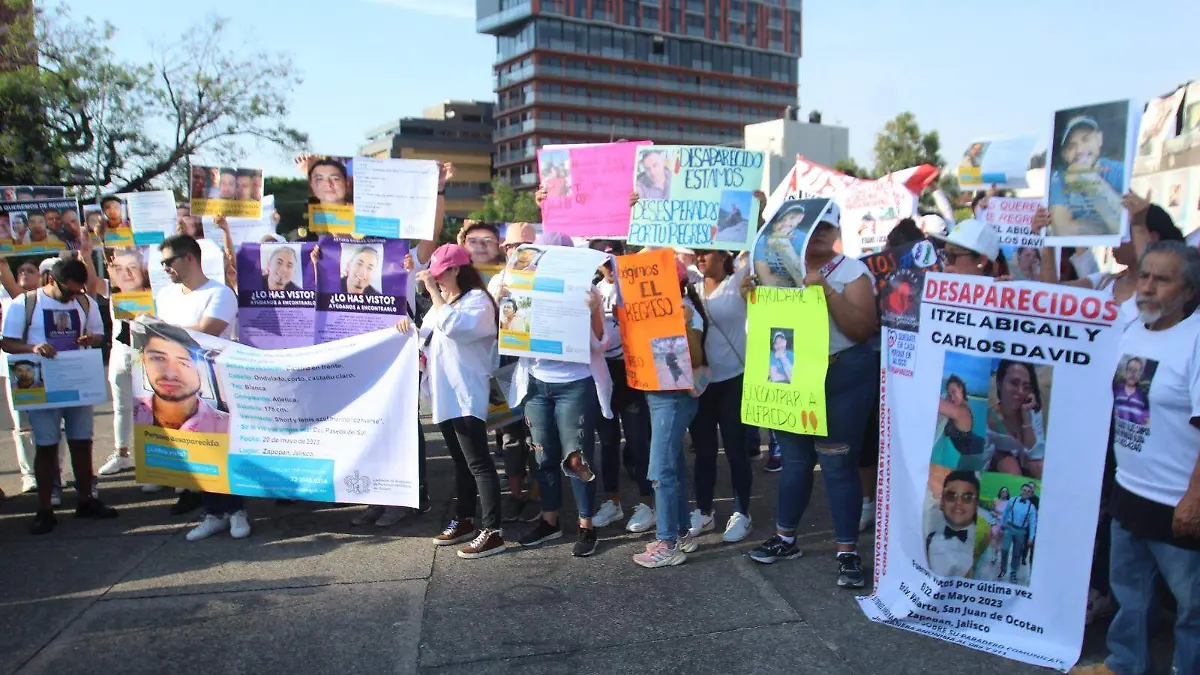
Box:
[263,177,308,233]
[468,179,541,223]
[873,111,945,177]
[833,157,873,179]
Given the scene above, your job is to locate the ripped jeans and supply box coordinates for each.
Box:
[522,376,600,519]
[773,342,875,546]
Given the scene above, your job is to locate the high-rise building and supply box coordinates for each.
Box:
[477,0,802,188]
[359,100,496,218]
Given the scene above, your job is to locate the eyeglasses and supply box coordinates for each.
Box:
[942,491,978,504]
[942,248,974,264]
[160,254,184,268]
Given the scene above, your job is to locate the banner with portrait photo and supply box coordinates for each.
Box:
[981,197,1044,282]
[837,176,919,258]
[750,198,833,288]
[314,235,407,344]
[956,136,1038,192]
[307,156,355,235]
[203,195,277,248]
[352,157,439,240]
[861,238,943,336]
[189,164,264,219]
[740,286,829,435]
[613,248,693,391]
[4,349,107,411]
[539,141,649,238]
[130,319,420,506]
[628,146,764,251]
[858,274,1122,671]
[0,198,81,256]
[236,242,318,349]
[498,244,607,364]
[107,247,156,319]
[1044,99,1138,247]
[0,186,66,201]
[1134,86,1184,166]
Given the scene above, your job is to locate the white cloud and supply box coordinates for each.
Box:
[362,0,475,20]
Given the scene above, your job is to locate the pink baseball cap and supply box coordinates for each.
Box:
[675,259,689,283]
[428,244,471,278]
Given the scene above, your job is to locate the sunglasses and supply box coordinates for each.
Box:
[160,253,184,268]
[942,248,975,264]
[55,279,81,299]
[942,491,978,504]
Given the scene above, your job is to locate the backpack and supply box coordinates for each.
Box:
[22,290,92,343]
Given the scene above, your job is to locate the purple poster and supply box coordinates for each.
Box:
[42,309,80,352]
[236,242,317,349]
[314,235,407,343]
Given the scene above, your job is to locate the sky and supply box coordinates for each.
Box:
[76,0,1200,178]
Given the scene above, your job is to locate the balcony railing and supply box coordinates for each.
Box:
[495,64,796,105]
[498,91,770,125]
[476,1,533,34]
[492,118,734,145]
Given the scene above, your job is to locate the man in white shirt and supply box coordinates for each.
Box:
[1,258,117,534]
[1078,240,1200,675]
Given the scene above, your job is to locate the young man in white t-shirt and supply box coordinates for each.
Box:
[0,258,117,534]
[1080,241,1200,675]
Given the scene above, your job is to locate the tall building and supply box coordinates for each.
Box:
[477,0,802,188]
[744,116,849,194]
[359,100,496,218]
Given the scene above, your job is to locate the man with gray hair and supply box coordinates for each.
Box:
[1078,240,1200,675]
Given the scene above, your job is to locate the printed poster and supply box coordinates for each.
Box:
[0,198,81,256]
[189,164,264,218]
[628,146,764,251]
[861,238,943,335]
[982,198,1044,281]
[203,194,277,248]
[956,136,1038,192]
[352,157,439,240]
[613,248,693,391]
[4,350,107,411]
[539,141,648,238]
[99,193,171,248]
[1159,168,1190,228]
[858,274,1122,671]
[498,244,607,364]
[130,319,420,506]
[838,176,919,257]
[236,242,318,349]
[314,235,407,344]
[307,155,355,235]
[1184,80,1200,137]
[740,285,829,435]
[107,247,156,319]
[750,198,834,288]
[0,186,66,200]
[1186,167,1200,235]
[1044,99,1138,247]
[1135,86,1184,160]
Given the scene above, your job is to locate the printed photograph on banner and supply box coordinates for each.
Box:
[260,244,305,292]
[540,142,647,238]
[1111,353,1156,453]
[716,190,754,244]
[1160,169,1189,227]
[1046,99,1135,244]
[1185,81,1200,136]
[956,137,1039,191]
[235,242,317,350]
[100,194,133,247]
[189,165,264,218]
[959,141,989,171]
[766,328,795,384]
[498,244,607,364]
[751,198,831,288]
[339,243,383,295]
[539,149,572,198]
[307,156,355,234]
[867,239,942,333]
[973,473,1041,586]
[498,296,530,332]
[634,147,673,200]
[0,198,82,255]
[651,335,691,388]
[1001,245,1042,281]
[5,350,107,410]
[615,248,694,391]
[0,185,66,200]
[313,237,408,344]
[9,357,44,392]
[107,247,154,319]
[1135,86,1184,158]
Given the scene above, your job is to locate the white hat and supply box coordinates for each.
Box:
[38,258,59,274]
[819,201,841,227]
[918,214,948,237]
[930,218,999,261]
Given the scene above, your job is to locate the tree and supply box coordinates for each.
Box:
[467,179,541,223]
[873,111,945,177]
[833,157,872,179]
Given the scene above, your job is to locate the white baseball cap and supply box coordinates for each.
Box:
[38,258,59,274]
[930,218,999,261]
[918,214,948,237]
[819,201,841,227]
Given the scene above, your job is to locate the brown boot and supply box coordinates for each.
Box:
[432,518,476,546]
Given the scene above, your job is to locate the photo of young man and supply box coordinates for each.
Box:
[133,322,227,434]
[925,470,981,578]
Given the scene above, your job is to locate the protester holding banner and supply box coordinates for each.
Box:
[930,218,1001,278]
[748,205,878,589]
[504,231,612,558]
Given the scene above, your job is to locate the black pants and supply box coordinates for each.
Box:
[597,358,652,497]
[690,374,752,515]
[438,416,501,530]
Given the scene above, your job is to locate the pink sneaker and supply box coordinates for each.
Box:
[634,539,687,569]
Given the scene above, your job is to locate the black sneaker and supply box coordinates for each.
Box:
[748,535,802,564]
[75,498,118,519]
[170,490,204,515]
[30,509,57,535]
[837,552,866,588]
[501,495,530,523]
[747,445,763,461]
[764,453,782,473]
[518,518,562,547]
[572,527,598,557]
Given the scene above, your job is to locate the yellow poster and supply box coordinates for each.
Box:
[304,156,354,235]
[190,164,265,219]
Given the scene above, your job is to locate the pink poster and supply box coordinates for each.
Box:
[539,141,650,237]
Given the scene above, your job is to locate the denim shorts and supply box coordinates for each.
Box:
[28,406,94,446]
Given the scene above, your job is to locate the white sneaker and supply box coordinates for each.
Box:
[229,510,251,539]
[688,509,714,536]
[722,512,753,543]
[141,483,163,493]
[187,514,230,541]
[351,505,385,526]
[626,503,655,533]
[592,499,624,528]
[859,498,876,532]
[374,506,408,527]
[20,476,36,493]
[98,453,134,475]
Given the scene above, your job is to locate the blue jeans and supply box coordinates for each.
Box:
[646,391,698,542]
[522,376,600,519]
[690,374,751,516]
[28,405,93,445]
[1106,519,1200,675]
[1001,523,1030,576]
[773,342,875,545]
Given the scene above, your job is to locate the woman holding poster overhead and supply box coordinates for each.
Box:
[748,205,879,589]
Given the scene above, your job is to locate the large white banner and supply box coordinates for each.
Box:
[131,320,419,507]
[859,274,1121,671]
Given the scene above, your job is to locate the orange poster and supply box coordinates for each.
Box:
[614,249,693,391]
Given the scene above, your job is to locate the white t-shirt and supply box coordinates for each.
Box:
[695,264,749,383]
[422,289,499,424]
[1085,272,1139,328]
[596,278,623,359]
[1,288,104,348]
[154,279,237,340]
[823,255,875,355]
[0,286,13,315]
[1112,314,1200,507]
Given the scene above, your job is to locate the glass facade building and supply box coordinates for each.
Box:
[477,0,802,187]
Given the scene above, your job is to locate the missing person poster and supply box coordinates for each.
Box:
[130,319,420,506]
[837,177,919,257]
[4,350,107,411]
[614,248,693,391]
[740,286,829,435]
[498,244,607,364]
[1135,86,1184,163]
[352,157,439,240]
[861,238,943,335]
[750,198,833,288]
[956,136,1039,192]
[236,242,318,349]
[539,141,648,238]
[307,155,355,235]
[0,198,81,256]
[314,235,407,344]
[628,146,764,251]
[857,274,1122,671]
[0,186,66,200]
[982,198,1044,281]
[1044,99,1138,247]
[203,195,277,248]
[125,190,177,246]
[189,165,264,218]
[108,247,156,319]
